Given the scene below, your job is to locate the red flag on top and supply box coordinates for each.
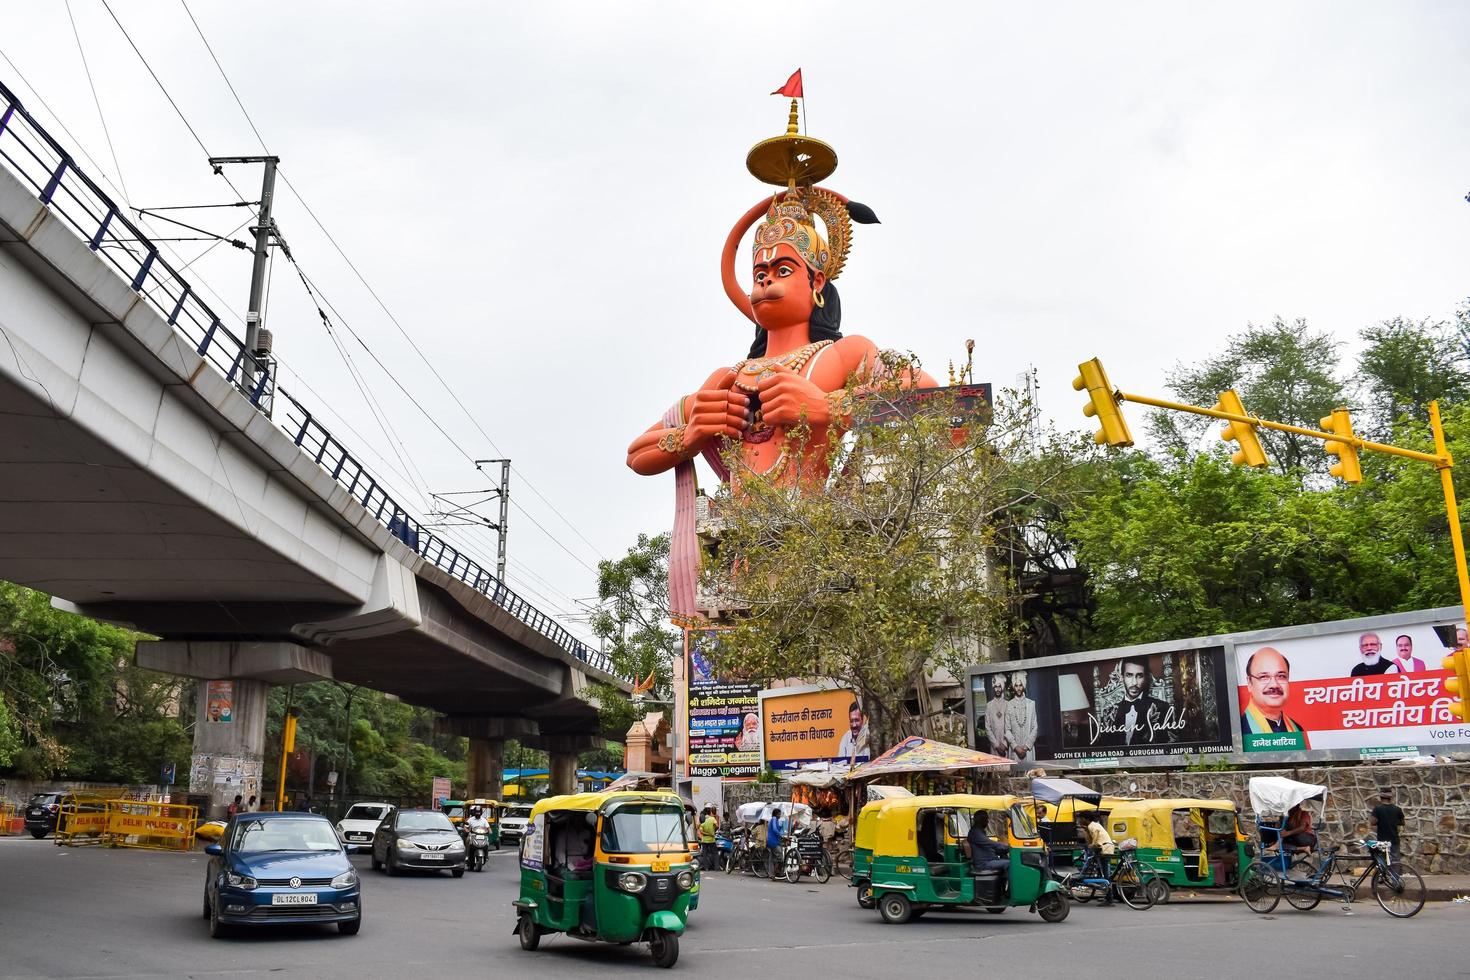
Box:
[771,69,803,98]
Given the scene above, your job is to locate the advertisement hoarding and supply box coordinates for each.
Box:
[686,630,760,778]
[970,645,1234,765]
[759,687,871,773]
[1235,619,1468,756]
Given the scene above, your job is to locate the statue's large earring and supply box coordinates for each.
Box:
[812,287,825,308]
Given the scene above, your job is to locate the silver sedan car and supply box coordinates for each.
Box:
[370,809,466,877]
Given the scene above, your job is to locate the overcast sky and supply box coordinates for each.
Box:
[4,2,1468,644]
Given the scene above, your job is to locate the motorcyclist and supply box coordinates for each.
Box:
[464,806,491,868]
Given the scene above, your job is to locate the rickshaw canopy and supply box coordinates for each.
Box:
[867,794,1031,857]
[528,790,683,821]
[1248,777,1326,818]
[1030,777,1102,806]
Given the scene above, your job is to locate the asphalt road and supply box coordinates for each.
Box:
[2,835,1469,979]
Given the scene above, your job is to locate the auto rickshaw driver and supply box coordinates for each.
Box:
[964,811,1010,898]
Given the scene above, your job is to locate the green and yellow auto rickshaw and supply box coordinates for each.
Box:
[860,794,1070,925]
[513,791,696,968]
[1105,798,1252,897]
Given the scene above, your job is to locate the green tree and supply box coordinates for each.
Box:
[705,360,1076,749]
[0,693,20,767]
[1067,450,1419,647]
[1356,317,1469,439]
[1150,317,1343,474]
[586,533,676,736]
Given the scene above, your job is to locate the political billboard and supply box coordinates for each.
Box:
[686,630,760,778]
[1235,618,1469,756]
[759,687,871,773]
[969,645,1234,766]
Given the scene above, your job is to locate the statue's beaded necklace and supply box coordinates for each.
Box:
[731,339,834,393]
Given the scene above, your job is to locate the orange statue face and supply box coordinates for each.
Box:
[751,243,826,333]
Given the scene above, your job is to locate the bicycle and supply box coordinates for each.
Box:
[725,836,769,878]
[1060,846,1156,910]
[1240,838,1424,918]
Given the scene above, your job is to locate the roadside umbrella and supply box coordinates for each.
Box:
[846,737,1012,781]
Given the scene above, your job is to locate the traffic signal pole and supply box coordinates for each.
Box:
[1429,401,1470,627]
[1113,389,1444,466]
[1076,358,1470,657]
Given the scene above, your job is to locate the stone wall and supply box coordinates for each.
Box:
[999,762,1470,873]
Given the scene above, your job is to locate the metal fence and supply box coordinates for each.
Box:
[0,78,616,679]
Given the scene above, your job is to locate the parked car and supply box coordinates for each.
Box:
[24,792,65,839]
[500,803,533,843]
[202,811,361,938]
[336,802,394,852]
[371,809,466,877]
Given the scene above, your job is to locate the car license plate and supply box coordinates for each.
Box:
[271,893,318,905]
[421,852,445,861]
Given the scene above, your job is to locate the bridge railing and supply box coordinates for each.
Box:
[0,79,617,679]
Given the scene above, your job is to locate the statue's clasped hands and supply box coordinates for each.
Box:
[685,370,750,450]
[754,363,831,429]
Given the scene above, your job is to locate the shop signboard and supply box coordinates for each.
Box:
[686,630,760,778]
[968,644,1234,766]
[759,686,871,773]
[1235,617,1468,755]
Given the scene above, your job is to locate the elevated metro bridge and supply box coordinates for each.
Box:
[0,80,627,813]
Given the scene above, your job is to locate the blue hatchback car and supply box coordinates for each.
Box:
[203,811,362,937]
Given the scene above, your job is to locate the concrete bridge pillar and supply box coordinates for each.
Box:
[466,738,505,800]
[188,678,270,819]
[136,640,334,819]
[550,752,578,796]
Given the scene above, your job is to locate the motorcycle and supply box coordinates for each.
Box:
[466,829,490,872]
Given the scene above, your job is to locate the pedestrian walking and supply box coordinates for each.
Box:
[246,795,257,813]
[226,794,243,819]
[1371,789,1405,865]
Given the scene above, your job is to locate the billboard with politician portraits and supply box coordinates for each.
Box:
[1236,618,1469,755]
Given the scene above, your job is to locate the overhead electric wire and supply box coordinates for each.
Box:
[175,1,606,566]
[0,46,250,328]
[98,0,253,203]
[101,6,604,614]
[65,0,130,205]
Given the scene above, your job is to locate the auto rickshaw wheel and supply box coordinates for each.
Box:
[517,913,541,951]
[1145,877,1171,905]
[985,906,1006,914]
[649,929,679,968]
[1037,892,1070,923]
[856,883,875,909]
[878,892,912,924]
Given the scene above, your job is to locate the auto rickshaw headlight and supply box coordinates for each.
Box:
[618,872,647,893]
[676,870,694,890]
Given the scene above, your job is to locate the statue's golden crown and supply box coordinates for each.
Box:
[751,187,852,282]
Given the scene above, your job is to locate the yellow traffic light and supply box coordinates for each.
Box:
[1073,358,1134,447]
[1441,649,1470,722]
[1320,408,1362,484]
[1215,389,1269,468]
[283,710,299,753]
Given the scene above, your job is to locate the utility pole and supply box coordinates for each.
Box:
[208,155,279,405]
[475,459,511,581]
